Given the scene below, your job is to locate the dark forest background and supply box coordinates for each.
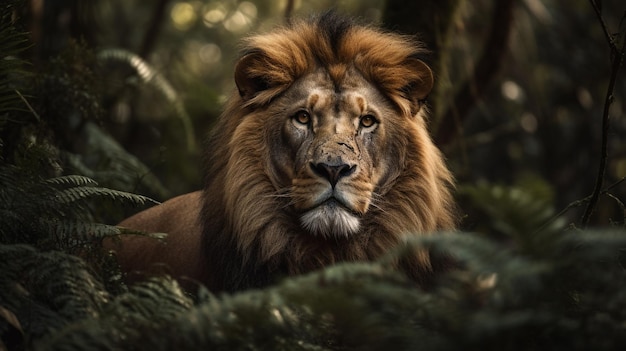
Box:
[1,0,626,350]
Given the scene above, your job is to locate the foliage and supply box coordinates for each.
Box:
[1,0,626,350]
[3,229,625,350]
[0,4,167,348]
[98,48,196,152]
[459,177,567,252]
[33,39,171,200]
[0,245,110,344]
[0,0,32,156]
[0,165,157,251]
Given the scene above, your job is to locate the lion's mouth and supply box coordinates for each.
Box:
[320,198,362,217]
[298,197,361,237]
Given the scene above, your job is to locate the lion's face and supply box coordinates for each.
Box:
[265,68,400,238]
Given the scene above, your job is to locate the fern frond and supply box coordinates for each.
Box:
[459,181,567,258]
[43,175,99,187]
[0,244,110,342]
[31,250,109,319]
[49,222,167,246]
[55,186,158,206]
[98,49,176,100]
[1,165,159,252]
[0,6,32,130]
[115,277,193,319]
[62,122,169,198]
[116,227,167,240]
[53,221,121,241]
[38,277,194,350]
[98,48,196,151]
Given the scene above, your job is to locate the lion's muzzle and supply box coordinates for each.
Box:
[310,161,356,188]
[294,135,371,238]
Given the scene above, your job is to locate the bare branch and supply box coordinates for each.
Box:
[588,0,614,47]
[139,0,170,59]
[537,176,626,233]
[581,7,626,227]
[284,0,295,24]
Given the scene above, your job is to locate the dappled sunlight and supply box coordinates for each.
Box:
[171,2,197,30]
[171,0,257,32]
[202,3,227,27]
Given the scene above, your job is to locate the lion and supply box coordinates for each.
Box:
[109,12,456,293]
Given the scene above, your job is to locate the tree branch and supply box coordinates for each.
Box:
[284,0,295,24]
[435,0,516,146]
[537,176,626,233]
[139,0,170,59]
[588,0,614,46]
[580,5,626,227]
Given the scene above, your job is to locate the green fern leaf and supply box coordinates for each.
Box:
[55,187,158,206]
[53,221,121,241]
[0,244,110,342]
[44,175,99,187]
[98,48,196,151]
[115,227,167,240]
[0,11,32,127]
[62,123,169,198]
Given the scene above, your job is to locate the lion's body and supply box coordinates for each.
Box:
[111,13,456,292]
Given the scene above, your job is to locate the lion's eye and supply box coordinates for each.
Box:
[293,111,311,125]
[360,115,378,128]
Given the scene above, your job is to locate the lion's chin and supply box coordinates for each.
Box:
[299,200,360,238]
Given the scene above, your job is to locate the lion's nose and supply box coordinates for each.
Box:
[310,162,356,187]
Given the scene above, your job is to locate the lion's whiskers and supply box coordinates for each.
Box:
[262,188,312,210]
[368,192,387,213]
[263,186,292,199]
[264,193,291,199]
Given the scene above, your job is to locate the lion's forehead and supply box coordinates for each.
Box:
[297,70,387,121]
[306,89,368,119]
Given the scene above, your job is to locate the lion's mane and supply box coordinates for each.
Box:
[200,13,456,292]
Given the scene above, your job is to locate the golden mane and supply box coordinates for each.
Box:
[236,14,433,116]
[197,13,457,291]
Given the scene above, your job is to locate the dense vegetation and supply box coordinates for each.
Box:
[1,0,625,349]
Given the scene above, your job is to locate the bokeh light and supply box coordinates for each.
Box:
[223,2,257,33]
[202,3,227,28]
[171,2,197,30]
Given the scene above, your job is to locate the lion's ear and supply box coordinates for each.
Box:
[234,53,270,101]
[403,58,434,115]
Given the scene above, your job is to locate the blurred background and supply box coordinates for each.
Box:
[4,0,625,233]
